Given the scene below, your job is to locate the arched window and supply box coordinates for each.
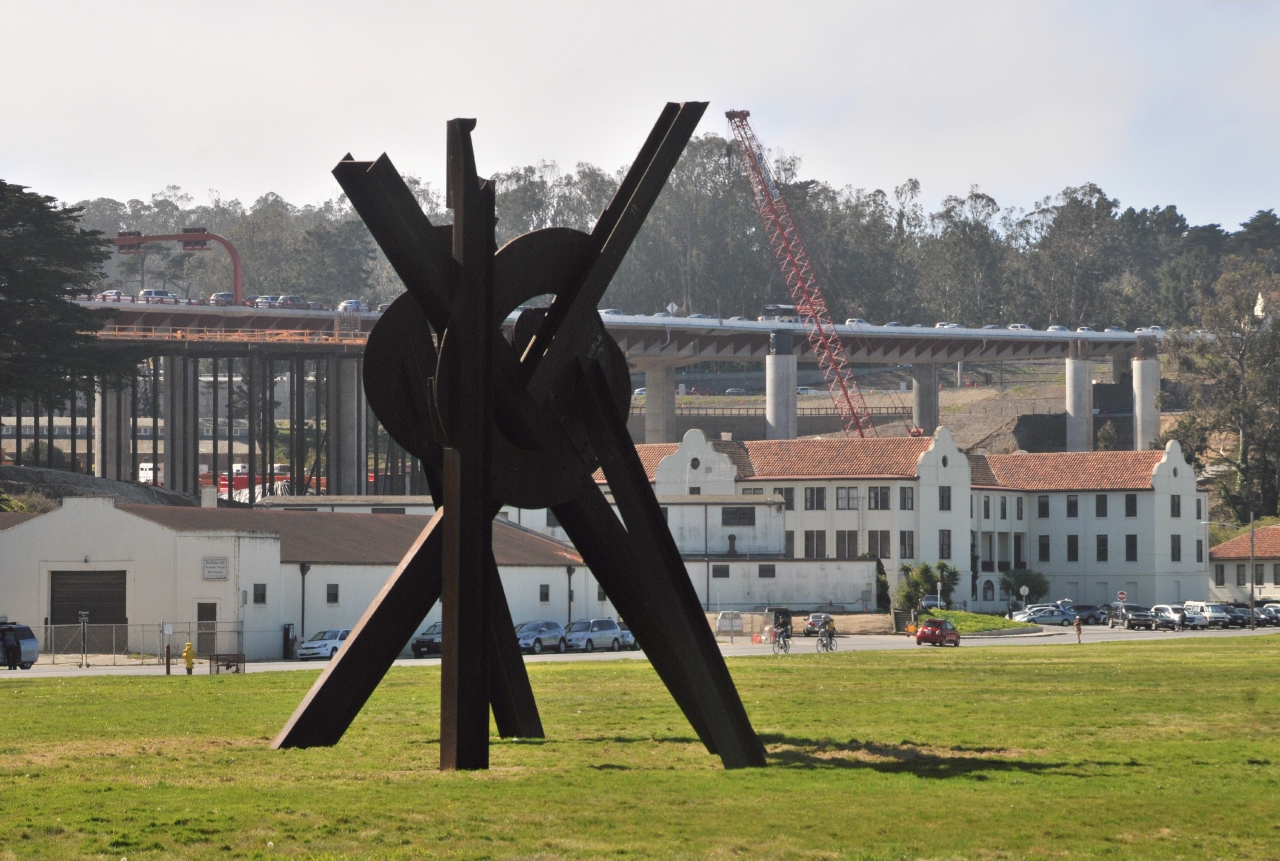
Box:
[982,580,995,602]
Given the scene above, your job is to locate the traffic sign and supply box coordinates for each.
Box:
[666,302,678,315]
[1117,591,1127,601]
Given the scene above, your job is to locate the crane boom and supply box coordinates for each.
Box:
[725,110,878,437]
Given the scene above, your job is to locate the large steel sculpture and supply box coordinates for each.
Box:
[272,103,766,770]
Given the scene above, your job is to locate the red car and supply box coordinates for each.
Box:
[915,618,960,647]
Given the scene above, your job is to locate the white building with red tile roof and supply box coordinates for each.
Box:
[1208,523,1280,604]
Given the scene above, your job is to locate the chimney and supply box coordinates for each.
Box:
[727,534,738,557]
[201,485,218,508]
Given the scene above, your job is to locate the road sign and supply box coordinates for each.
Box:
[666,302,678,314]
[1117,591,1127,601]
[1019,586,1029,597]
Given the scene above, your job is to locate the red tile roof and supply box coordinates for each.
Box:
[616,437,934,482]
[969,451,1165,491]
[1209,524,1280,561]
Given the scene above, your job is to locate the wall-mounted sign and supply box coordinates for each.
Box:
[202,557,229,580]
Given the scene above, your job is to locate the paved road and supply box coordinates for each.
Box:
[4,625,1276,680]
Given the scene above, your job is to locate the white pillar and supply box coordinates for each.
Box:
[765,330,797,440]
[641,363,676,444]
[1065,345,1093,452]
[1133,354,1161,451]
[912,363,939,435]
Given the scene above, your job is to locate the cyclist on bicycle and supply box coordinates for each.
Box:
[773,616,792,646]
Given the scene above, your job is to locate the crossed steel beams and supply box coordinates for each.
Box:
[272,104,766,770]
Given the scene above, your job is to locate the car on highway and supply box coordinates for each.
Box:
[632,387,646,396]
[411,622,442,657]
[1106,602,1156,630]
[297,628,351,660]
[376,303,390,313]
[981,324,1001,329]
[915,618,960,647]
[687,313,713,319]
[276,295,309,309]
[845,318,871,326]
[514,620,566,654]
[1151,604,1207,630]
[564,617,624,652]
[725,387,747,395]
[883,321,905,327]
[1104,325,1125,332]
[209,292,235,306]
[1007,323,1032,331]
[1076,326,1095,332]
[1046,325,1068,332]
[934,322,961,329]
[599,308,627,315]
[0,623,38,670]
[796,386,818,395]
[802,613,834,636]
[337,299,369,313]
[254,295,281,308]
[95,289,130,301]
[139,288,184,303]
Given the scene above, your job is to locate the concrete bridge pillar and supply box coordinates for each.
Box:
[163,355,196,495]
[1133,337,1161,451]
[911,363,939,436]
[1065,342,1094,452]
[326,357,365,495]
[765,330,797,440]
[637,361,677,444]
[94,379,133,482]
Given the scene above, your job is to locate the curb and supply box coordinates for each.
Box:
[964,625,1044,638]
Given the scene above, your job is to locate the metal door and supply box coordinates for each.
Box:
[197,602,217,656]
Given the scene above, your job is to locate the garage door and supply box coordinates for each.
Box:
[50,571,127,625]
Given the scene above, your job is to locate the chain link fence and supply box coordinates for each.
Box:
[32,622,244,666]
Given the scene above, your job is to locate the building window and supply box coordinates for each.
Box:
[1125,494,1137,517]
[900,487,915,511]
[1237,564,1247,587]
[253,583,266,605]
[1273,563,1280,586]
[982,580,995,601]
[1126,534,1138,562]
[1215,564,1225,587]
[804,487,826,511]
[539,584,550,603]
[742,486,763,495]
[1196,498,1203,520]
[1255,564,1265,586]
[688,486,701,495]
[546,508,560,528]
[1014,534,1024,566]
[1039,535,1050,562]
[939,486,951,511]
[868,486,890,510]
[804,530,827,559]
[1096,495,1108,518]
[1096,535,1108,562]
[868,529,891,559]
[327,584,339,605]
[835,530,857,559]
[998,496,1007,519]
[1067,534,1079,562]
[758,564,776,579]
[970,495,974,517]
[836,487,860,510]
[983,496,990,519]
[1170,495,1181,518]
[1196,539,1203,564]
[1038,495,1050,518]
[712,564,730,578]
[785,530,795,558]
[773,487,795,510]
[1171,534,1181,562]
[1016,497,1023,520]
[899,530,915,559]
[721,507,756,527]
[939,529,952,559]
[1067,495,1079,518]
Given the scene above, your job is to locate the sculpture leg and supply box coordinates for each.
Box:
[485,550,545,739]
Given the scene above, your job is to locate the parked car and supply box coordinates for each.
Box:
[1183,600,1232,628]
[1029,608,1076,627]
[337,299,370,313]
[1260,606,1280,625]
[1066,604,1106,625]
[514,620,566,655]
[209,292,235,306]
[564,617,624,652]
[411,621,443,657]
[139,288,184,303]
[1106,603,1156,630]
[0,623,38,670]
[915,618,960,647]
[802,613,834,636]
[618,620,638,650]
[297,628,351,660]
[1222,605,1251,628]
[1151,604,1207,630]
[920,596,947,610]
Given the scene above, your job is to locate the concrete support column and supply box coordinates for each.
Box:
[956,360,964,388]
[329,358,363,495]
[765,330,797,440]
[1065,342,1094,452]
[1133,340,1161,451]
[163,355,194,495]
[94,380,132,482]
[640,362,676,444]
[1111,355,1130,385]
[911,362,939,436]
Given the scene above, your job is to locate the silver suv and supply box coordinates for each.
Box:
[515,620,566,655]
[1,623,39,670]
[564,617,623,652]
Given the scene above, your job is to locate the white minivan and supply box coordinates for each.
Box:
[1183,601,1231,629]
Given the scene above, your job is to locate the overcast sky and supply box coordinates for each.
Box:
[3,1,1278,229]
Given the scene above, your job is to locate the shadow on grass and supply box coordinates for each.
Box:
[757,734,1140,779]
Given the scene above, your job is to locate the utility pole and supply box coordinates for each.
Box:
[1249,512,1256,630]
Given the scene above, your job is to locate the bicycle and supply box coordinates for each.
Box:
[816,628,836,652]
[771,627,791,655]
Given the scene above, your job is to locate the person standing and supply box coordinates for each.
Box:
[1073,614,1083,644]
[3,629,18,670]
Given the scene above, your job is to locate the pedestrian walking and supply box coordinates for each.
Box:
[3,629,18,670]
[1073,614,1082,644]
[1177,607,1187,632]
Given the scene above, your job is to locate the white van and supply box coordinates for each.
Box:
[1183,601,1231,629]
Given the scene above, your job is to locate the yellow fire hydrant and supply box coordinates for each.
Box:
[181,641,196,675]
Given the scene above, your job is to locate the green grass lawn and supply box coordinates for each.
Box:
[919,609,1038,633]
[2,637,1279,860]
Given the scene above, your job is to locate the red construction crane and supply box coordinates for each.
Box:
[726,110,909,437]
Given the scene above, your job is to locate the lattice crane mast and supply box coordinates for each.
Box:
[726,110,891,437]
